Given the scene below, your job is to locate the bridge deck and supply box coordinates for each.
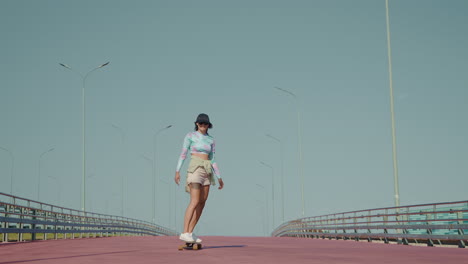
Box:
[0,236,467,263]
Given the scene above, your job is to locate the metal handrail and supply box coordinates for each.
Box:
[1,192,177,242]
[272,200,468,248]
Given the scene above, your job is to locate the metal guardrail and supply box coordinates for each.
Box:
[272,200,468,248]
[0,192,177,242]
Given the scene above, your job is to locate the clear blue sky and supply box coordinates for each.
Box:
[1,0,467,236]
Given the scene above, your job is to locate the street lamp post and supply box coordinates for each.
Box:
[266,133,284,223]
[0,147,14,195]
[385,0,400,207]
[48,175,61,205]
[256,183,268,236]
[60,62,109,211]
[160,178,171,228]
[86,172,96,212]
[142,154,155,223]
[112,123,126,217]
[38,148,54,201]
[260,161,275,229]
[255,200,266,236]
[153,125,172,223]
[274,86,305,216]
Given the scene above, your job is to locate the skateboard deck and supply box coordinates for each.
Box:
[178,242,202,250]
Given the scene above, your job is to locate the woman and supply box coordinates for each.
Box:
[174,113,224,243]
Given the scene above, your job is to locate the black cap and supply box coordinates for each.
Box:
[195,113,213,128]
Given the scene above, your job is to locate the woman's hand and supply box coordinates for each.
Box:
[218,178,224,190]
[174,171,180,185]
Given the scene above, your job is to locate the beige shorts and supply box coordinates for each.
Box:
[187,167,211,186]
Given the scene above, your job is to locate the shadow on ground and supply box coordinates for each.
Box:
[202,245,246,250]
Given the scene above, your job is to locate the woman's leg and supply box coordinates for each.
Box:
[183,183,201,233]
[188,185,210,233]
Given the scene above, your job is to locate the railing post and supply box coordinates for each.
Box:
[54,211,58,240]
[456,211,466,248]
[18,207,24,242]
[80,213,84,239]
[72,212,77,239]
[11,205,18,242]
[3,204,9,242]
[43,211,48,241]
[92,217,96,238]
[86,214,90,238]
[31,209,37,241]
[426,211,433,238]
[61,208,65,240]
[100,216,103,238]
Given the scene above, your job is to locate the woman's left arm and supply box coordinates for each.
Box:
[210,139,223,189]
[209,139,222,180]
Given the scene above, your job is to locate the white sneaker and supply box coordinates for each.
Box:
[179,232,195,243]
[191,233,202,243]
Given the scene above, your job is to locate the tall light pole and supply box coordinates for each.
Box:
[0,146,14,195]
[256,183,268,236]
[260,161,275,229]
[142,154,155,223]
[86,172,95,211]
[255,200,266,236]
[385,0,400,207]
[112,123,126,217]
[48,175,61,205]
[274,86,305,216]
[266,133,284,223]
[159,178,171,228]
[60,62,110,211]
[38,148,54,201]
[153,125,172,223]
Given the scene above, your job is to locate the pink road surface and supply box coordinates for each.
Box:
[0,236,467,264]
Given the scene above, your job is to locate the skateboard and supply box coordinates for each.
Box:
[178,242,202,250]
